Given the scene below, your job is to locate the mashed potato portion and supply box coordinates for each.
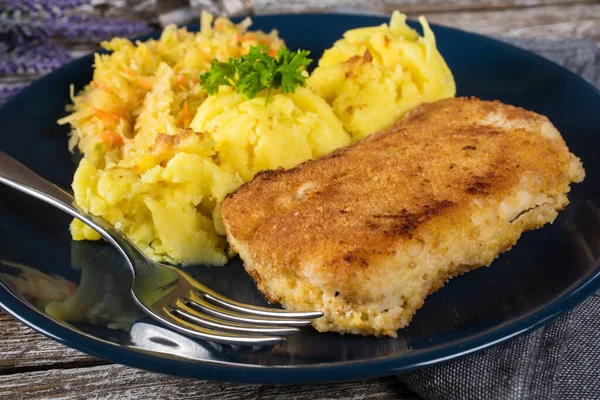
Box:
[70,85,350,265]
[70,130,240,265]
[308,11,456,139]
[190,87,350,182]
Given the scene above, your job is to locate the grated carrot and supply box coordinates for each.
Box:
[268,47,278,57]
[234,33,244,42]
[137,78,153,90]
[99,130,123,146]
[91,81,112,92]
[93,108,120,124]
[259,39,270,46]
[176,74,186,86]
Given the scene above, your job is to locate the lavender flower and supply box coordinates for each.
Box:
[0,84,25,104]
[1,8,50,47]
[0,43,72,75]
[56,14,151,41]
[0,1,152,102]
[0,1,151,46]
[1,0,90,12]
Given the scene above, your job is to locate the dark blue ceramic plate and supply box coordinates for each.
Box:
[1,14,599,383]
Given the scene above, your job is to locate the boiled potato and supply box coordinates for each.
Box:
[190,86,351,181]
[72,86,351,265]
[308,11,456,139]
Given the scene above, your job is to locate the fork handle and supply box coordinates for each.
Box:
[0,152,123,255]
[0,152,78,207]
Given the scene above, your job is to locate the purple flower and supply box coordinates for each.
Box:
[1,0,89,12]
[0,1,151,45]
[0,9,49,47]
[0,43,72,75]
[0,84,25,104]
[0,1,152,96]
[56,14,151,41]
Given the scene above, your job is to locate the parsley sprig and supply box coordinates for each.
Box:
[199,46,312,104]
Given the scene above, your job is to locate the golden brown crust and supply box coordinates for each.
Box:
[221,97,585,336]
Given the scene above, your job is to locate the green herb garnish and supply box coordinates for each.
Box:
[199,45,312,104]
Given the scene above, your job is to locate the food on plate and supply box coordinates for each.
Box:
[220,97,585,336]
[67,46,350,265]
[69,132,237,265]
[59,11,283,169]
[59,13,287,264]
[308,11,456,139]
[59,11,454,266]
[191,45,350,182]
[189,86,350,183]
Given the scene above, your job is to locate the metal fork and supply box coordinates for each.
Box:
[0,152,322,346]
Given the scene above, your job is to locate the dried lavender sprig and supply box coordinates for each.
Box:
[0,84,25,104]
[0,9,51,46]
[0,4,151,46]
[0,0,90,11]
[56,14,151,41]
[0,43,72,76]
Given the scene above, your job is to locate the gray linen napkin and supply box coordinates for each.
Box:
[399,38,600,400]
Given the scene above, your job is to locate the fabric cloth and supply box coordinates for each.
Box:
[399,38,600,400]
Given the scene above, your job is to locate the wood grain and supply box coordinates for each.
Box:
[199,2,600,45]
[0,313,103,373]
[95,0,159,23]
[0,312,417,399]
[0,363,416,400]
[247,0,597,15]
[425,3,600,44]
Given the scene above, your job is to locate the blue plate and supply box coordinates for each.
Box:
[1,14,599,383]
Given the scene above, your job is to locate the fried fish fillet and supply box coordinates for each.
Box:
[220,97,585,336]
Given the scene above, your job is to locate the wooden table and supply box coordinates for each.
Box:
[1,0,599,398]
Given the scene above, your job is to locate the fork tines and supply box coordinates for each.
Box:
[162,290,323,346]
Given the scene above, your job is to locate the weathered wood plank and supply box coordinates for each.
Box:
[236,0,596,15]
[0,312,417,399]
[93,0,160,23]
[199,2,600,45]
[425,3,600,44]
[0,363,417,399]
[0,312,103,373]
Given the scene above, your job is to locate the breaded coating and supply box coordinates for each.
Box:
[220,97,585,336]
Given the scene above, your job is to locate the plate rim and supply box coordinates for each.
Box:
[0,12,599,383]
